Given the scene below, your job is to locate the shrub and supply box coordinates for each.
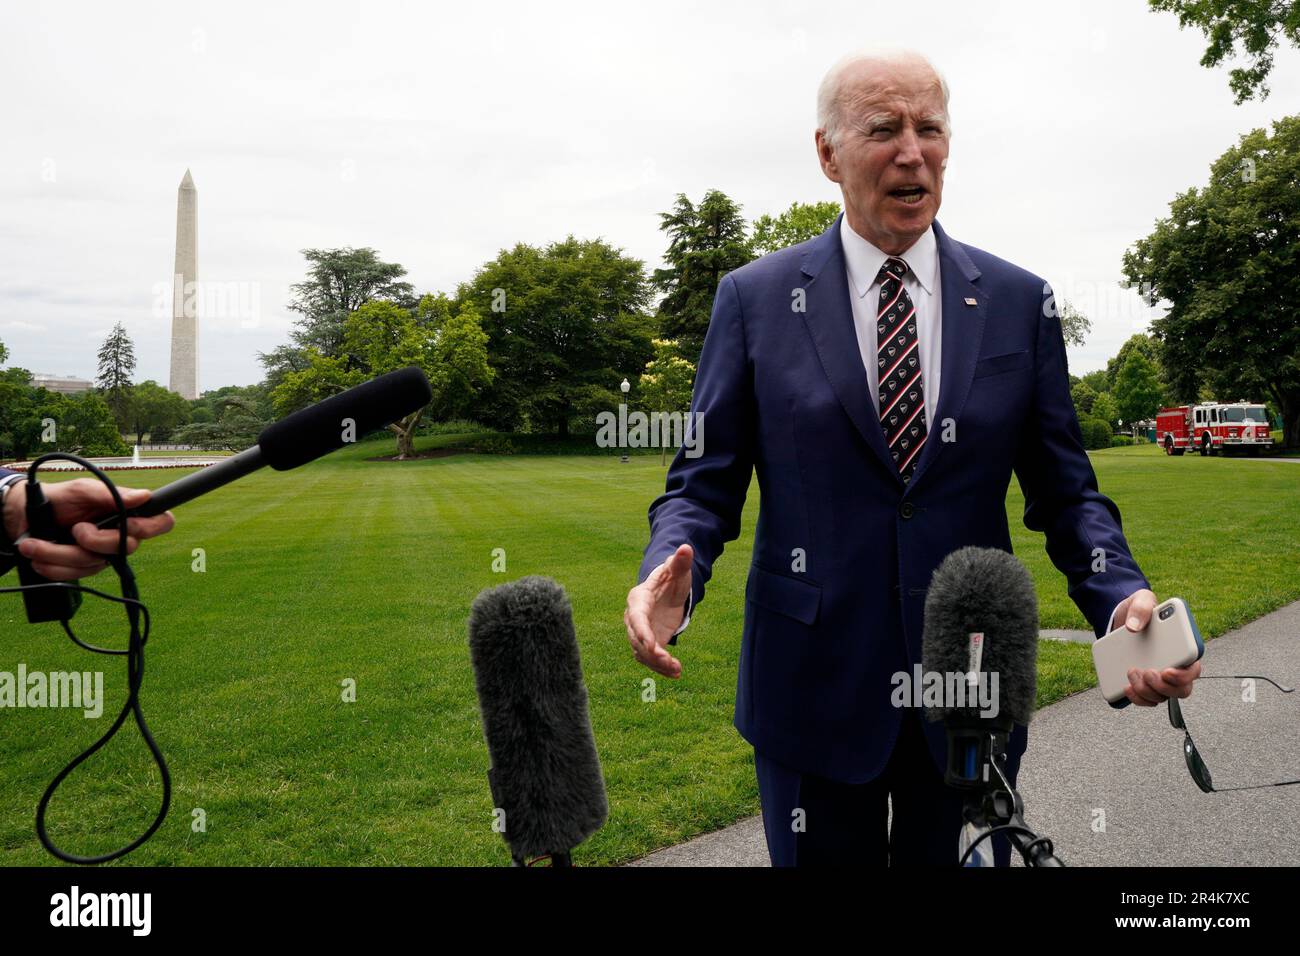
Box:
[471,435,517,455]
[1080,417,1114,450]
[421,418,490,436]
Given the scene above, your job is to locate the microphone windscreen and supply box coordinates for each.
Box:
[468,576,608,861]
[257,366,432,471]
[921,547,1039,726]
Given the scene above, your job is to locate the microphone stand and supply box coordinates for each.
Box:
[945,721,1064,867]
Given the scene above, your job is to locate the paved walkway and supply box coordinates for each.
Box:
[630,601,1300,866]
[1042,628,1093,644]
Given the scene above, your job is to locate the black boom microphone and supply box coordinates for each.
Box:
[468,576,609,866]
[96,366,433,528]
[16,367,431,624]
[9,367,433,861]
[922,546,1063,866]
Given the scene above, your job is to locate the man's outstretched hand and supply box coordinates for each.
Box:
[624,543,693,679]
[1112,587,1203,706]
[3,479,175,581]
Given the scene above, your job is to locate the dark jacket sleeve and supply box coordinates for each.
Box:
[0,468,20,577]
[1013,286,1150,637]
[638,273,757,619]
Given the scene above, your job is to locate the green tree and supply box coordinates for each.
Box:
[1071,379,1098,417]
[1122,116,1300,447]
[257,343,313,393]
[57,392,129,456]
[1079,368,1109,394]
[5,388,127,458]
[0,366,37,460]
[1057,301,1093,348]
[638,338,697,464]
[652,190,754,364]
[751,200,841,256]
[96,321,136,426]
[1149,0,1300,103]
[1092,392,1120,431]
[191,384,275,423]
[261,248,417,383]
[1104,333,1161,392]
[1114,350,1165,427]
[128,380,192,443]
[271,351,353,418]
[172,408,265,452]
[429,303,495,423]
[459,237,654,437]
[273,299,492,458]
[174,386,275,452]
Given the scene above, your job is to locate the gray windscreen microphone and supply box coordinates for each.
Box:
[921,545,1040,728]
[467,576,608,866]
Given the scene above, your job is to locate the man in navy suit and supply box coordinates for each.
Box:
[0,467,173,580]
[624,48,1201,866]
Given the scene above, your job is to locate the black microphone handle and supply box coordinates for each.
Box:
[94,445,266,530]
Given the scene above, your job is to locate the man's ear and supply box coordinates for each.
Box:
[815,130,841,183]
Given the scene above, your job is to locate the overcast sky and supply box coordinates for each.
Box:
[2,0,1297,391]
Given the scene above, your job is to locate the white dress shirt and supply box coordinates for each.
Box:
[840,215,942,428]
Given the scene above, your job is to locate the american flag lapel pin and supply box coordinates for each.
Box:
[964,297,977,306]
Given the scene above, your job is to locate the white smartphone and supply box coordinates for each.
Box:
[1092,597,1205,708]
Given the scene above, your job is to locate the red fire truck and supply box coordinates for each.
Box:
[1157,402,1274,456]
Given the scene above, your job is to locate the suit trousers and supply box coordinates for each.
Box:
[754,708,1013,866]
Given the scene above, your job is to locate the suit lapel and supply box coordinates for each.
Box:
[799,215,901,484]
[906,219,986,489]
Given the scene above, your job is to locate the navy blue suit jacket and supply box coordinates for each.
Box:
[638,215,1149,782]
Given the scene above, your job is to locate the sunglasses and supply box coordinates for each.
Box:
[1167,675,1299,794]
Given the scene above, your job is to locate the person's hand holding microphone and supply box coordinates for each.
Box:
[2,477,175,581]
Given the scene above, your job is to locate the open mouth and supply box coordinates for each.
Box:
[889,185,927,204]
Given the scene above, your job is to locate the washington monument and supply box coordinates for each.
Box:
[168,169,198,400]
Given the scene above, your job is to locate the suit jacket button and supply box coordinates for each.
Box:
[899,501,915,519]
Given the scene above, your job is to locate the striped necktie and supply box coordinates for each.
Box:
[875,256,927,483]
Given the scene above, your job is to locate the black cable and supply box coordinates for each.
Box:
[0,453,170,864]
[958,822,1044,867]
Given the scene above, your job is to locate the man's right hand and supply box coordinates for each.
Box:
[624,542,693,679]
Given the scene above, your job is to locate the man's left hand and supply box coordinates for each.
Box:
[1111,588,1202,706]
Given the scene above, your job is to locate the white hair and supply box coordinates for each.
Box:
[816,47,951,147]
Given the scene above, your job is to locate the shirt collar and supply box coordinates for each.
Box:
[839,214,939,299]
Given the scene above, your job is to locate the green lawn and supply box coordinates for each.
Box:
[137,449,234,458]
[0,437,1296,866]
